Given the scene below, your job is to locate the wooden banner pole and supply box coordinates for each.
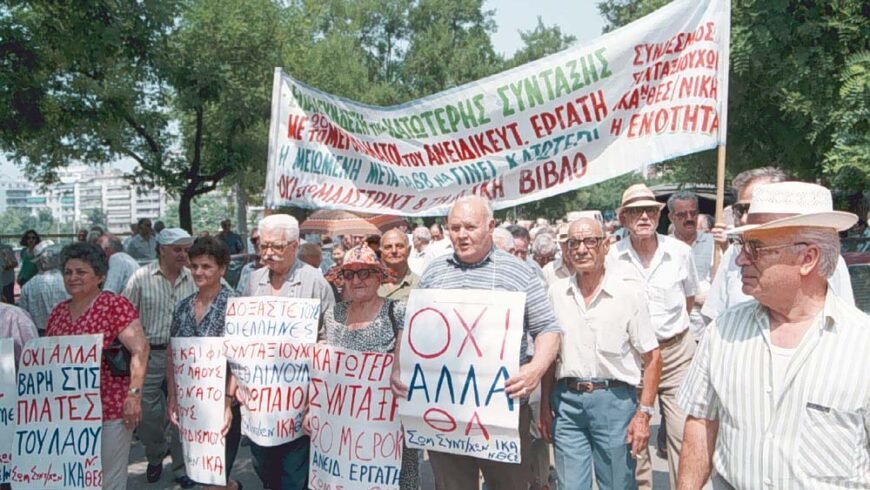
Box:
[712,144,727,273]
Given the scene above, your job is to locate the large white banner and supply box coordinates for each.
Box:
[171,337,227,486]
[265,0,729,215]
[224,296,319,446]
[13,335,103,489]
[398,290,525,462]
[308,345,402,490]
[0,339,15,485]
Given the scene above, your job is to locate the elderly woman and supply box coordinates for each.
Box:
[166,237,241,490]
[315,245,420,490]
[17,229,41,286]
[46,243,149,490]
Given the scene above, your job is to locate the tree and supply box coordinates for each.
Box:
[505,17,577,69]
[84,208,107,229]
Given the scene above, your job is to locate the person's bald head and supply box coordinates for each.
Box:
[566,218,609,275]
[381,228,410,271]
[447,196,496,263]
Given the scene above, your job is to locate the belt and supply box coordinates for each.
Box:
[658,329,687,349]
[559,378,632,393]
[149,344,168,350]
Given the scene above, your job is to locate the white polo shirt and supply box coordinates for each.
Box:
[608,233,699,340]
[547,265,659,385]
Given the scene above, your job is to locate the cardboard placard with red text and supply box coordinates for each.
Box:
[0,339,15,484]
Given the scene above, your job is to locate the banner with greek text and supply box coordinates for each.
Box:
[0,339,15,484]
[308,345,402,490]
[170,337,227,486]
[14,335,103,489]
[398,290,525,462]
[224,296,319,446]
[265,0,729,215]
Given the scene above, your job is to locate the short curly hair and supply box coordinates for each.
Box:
[189,236,231,268]
[60,242,109,278]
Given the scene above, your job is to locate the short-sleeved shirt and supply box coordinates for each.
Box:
[416,247,562,366]
[103,252,141,294]
[171,284,237,338]
[377,270,420,302]
[46,292,139,420]
[18,270,70,331]
[125,234,158,261]
[547,265,658,385]
[122,262,196,345]
[542,257,572,286]
[219,231,245,255]
[608,234,699,340]
[241,260,335,313]
[323,300,405,353]
[0,303,39,364]
[678,290,870,489]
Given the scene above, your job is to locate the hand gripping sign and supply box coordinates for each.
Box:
[170,337,227,486]
[224,296,319,446]
[398,289,525,463]
[308,345,402,490]
[14,335,103,489]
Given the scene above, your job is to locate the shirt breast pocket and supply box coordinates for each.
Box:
[798,402,865,479]
[596,328,630,357]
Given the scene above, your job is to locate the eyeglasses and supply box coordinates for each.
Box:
[258,241,290,253]
[672,210,699,219]
[340,269,378,281]
[623,206,660,218]
[732,202,751,219]
[733,238,808,261]
[566,237,605,250]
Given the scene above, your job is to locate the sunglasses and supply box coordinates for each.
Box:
[340,269,379,281]
[624,206,660,218]
[732,202,751,219]
[258,241,290,253]
[732,238,808,261]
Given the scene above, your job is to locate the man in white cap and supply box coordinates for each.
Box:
[609,183,698,490]
[18,240,69,334]
[123,227,197,487]
[677,182,870,489]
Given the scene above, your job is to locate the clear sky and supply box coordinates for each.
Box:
[1,2,607,181]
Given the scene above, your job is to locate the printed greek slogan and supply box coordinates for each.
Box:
[224,296,319,446]
[14,335,103,490]
[170,337,227,486]
[0,339,15,485]
[308,345,402,490]
[265,0,729,215]
[399,290,525,462]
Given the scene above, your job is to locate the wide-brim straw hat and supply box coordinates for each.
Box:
[730,181,857,234]
[618,183,665,212]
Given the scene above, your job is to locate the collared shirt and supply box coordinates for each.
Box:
[702,246,855,321]
[416,247,562,366]
[171,284,237,338]
[17,270,69,331]
[0,303,39,364]
[408,249,427,276]
[542,257,572,286]
[241,259,335,313]
[685,232,715,339]
[678,290,870,489]
[378,269,420,302]
[548,265,658,385]
[218,231,245,254]
[125,234,158,261]
[103,252,141,294]
[609,233,699,340]
[122,261,196,345]
[236,262,258,294]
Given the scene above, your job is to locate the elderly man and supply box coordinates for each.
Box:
[97,234,141,294]
[218,218,245,254]
[123,228,196,487]
[677,182,870,489]
[609,183,699,489]
[297,242,322,269]
[703,168,854,321]
[493,227,517,254]
[408,226,431,275]
[391,195,562,490]
[0,302,39,364]
[241,214,335,490]
[125,217,158,262]
[531,232,558,269]
[542,223,573,286]
[18,241,69,334]
[378,229,420,302]
[542,218,662,490]
[667,191,715,340]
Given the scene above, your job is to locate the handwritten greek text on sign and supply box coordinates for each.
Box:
[171,337,227,486]
[308,345,402,490]
[224,296,319,446]
[0,339,15,484]
[266,0,729,215]
[398,290,525,462]
[13,335,103,489]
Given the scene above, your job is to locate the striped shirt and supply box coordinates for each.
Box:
[678,290,870,489]
[17,270,69,332]
[122,261,196,345]
[416,247,561,366]
[103,252,141,294]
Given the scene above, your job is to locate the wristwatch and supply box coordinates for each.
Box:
[128,387,142,396]
[638,404,655,416]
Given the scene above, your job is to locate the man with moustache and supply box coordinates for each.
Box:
[378,229,419,302]
[542,218,661,490]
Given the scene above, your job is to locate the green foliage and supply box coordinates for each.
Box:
[0,207,66,237]
[162,193,234,234]
[83,208,107,229]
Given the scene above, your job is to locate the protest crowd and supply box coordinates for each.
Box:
[1,165,869,490]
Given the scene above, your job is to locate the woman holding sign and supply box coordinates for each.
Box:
[308,245,420,490]
[46,242,150,490]
[166,237,242,490]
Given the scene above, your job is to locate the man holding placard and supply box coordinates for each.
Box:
[239,214,335,490]
[542,218,662,490]
[391,195,561,490]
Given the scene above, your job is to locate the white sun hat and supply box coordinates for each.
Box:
[730,181,857,235]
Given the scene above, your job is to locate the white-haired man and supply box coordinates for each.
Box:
[240,213,335,490]
[677,182,870,489]
[18,241,69,334]
[97,234,141,294]
[408,226,431,275]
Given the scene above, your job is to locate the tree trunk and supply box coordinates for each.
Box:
[234,182,247,239]
[179,189,196,234]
